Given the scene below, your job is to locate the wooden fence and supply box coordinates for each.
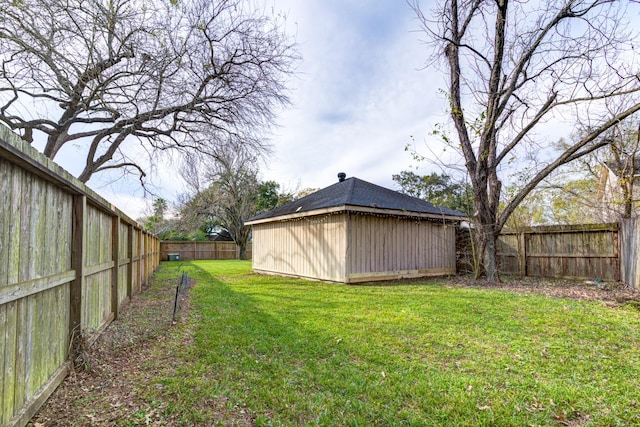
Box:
[496,223,620,281]
[160,241,251,261]
[0,126,160,427]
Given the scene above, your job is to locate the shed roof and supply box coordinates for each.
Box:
[246,176,466,224]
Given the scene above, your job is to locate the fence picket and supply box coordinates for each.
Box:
[459,223,625,283]
[0,127,160,427]
[160,241,252,261]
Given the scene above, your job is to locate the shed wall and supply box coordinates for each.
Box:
[345,214,456,282]
[251,213,347,282]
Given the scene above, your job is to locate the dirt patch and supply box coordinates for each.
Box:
[449,275,640,307]
[30,274,191,427]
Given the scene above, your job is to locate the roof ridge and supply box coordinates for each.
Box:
[245,175,466,223]
[345,177,357,203]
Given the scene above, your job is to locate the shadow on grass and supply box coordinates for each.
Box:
[150,260,640,427]
[156,261,446,425]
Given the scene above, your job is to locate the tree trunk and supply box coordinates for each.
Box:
[482,226,499,282]
[237,239,247,260]
[473,220,499,282]
[471,178,501,282]
[623,181,633,219]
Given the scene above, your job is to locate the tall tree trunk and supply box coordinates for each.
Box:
[235,227,250,260]
[623,180,633,219]
[237,240,247,260]
[481,225,499,282]
[473,194,501,282]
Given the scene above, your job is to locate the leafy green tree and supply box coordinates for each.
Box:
[256,181,282,214]
[152,198,168,218]
[143,197,168,233]
[548,179,601,224]
[392,171,473,213]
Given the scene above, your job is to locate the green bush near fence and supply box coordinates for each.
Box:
[145,261,640,426]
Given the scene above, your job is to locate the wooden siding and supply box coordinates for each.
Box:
[252,213,347,282]
[161,241,251,261]
[345,214,456,283]
[497,223,619,281]
[0,127,160,427]
[250,212,458,283]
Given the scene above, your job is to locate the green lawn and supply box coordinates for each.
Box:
[146,260,640,426]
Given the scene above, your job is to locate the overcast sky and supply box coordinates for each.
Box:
[26,1,640,220]
[71,0,457,219]
[261,0,450,190]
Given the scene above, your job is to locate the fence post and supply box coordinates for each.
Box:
[518,231,527,277]
[138,229,143,289]
[127,224,134,298]
[69,195,86,341]
[110,216,120,320]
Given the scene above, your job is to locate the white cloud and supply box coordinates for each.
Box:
[263,0,449,191]
[34,0,451,216]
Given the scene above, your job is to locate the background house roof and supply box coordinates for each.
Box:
[604,157,640,177]
[248,176,466,222]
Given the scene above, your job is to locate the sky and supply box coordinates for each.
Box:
[43,0,638,220]
[260,0,450,191]
[77,0,454,219]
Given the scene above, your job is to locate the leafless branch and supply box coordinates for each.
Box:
[0,0,298,183]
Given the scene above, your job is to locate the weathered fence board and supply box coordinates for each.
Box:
[160,241,251,261]
[497,223,620,281]
[0,126,160,427]
[620,218,640,289]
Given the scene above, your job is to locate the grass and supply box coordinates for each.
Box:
[143,260,640,426]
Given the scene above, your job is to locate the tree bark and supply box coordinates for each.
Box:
[411,0,640,282]
[238,241,248,260]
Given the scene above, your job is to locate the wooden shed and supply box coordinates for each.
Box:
[245,174,466,283]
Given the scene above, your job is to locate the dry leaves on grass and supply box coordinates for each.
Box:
[29,277,187,427]
[29,272,640,426]
[449,275,640,307]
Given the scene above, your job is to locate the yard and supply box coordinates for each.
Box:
[33,261,640,426]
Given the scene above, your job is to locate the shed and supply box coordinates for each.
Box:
[245,173,466,283]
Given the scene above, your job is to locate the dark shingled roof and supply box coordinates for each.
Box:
[247,176,466,222]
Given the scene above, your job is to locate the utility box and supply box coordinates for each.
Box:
[168,253,180,261]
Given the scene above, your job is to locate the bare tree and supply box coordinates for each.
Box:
[0,0,296,183]
[540,118,640,224]
[178,147,260,259]
[411,0,640,280]
[603,120,640,219]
